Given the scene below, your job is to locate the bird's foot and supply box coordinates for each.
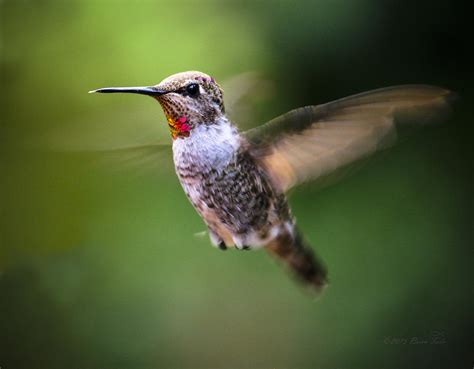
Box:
[209,229,228,251]
[235,245,252,251]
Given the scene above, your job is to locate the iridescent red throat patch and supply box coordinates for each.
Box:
[167,115,191,139]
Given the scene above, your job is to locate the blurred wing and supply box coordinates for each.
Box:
[245,85,455,193]
[222,71,275,128]
[31,106,174,175]
[80,143,173,175]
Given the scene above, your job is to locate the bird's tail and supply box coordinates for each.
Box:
[265,226,328,292]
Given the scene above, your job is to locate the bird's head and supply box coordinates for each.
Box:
[90,71,225,139]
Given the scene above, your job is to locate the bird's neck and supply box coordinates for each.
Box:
[172,116,241,172]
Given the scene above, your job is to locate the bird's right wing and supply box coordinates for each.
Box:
[245,85,455,193]
[222,71,274,129]
[30,106,174,176]
[72,143,173,175]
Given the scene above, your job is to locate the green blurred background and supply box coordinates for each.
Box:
[1,1,472,368]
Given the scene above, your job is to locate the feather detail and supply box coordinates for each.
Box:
[245,85,456,193]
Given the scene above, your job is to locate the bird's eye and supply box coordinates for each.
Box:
[185,83,200,97]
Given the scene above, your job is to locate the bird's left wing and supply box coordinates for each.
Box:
[244,85,455,193]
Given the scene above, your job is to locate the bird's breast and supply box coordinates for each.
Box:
[172,118,241,174]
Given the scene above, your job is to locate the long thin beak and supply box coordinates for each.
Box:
[88,86,168,96]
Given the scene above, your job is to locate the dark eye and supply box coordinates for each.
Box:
[185,83,200,97]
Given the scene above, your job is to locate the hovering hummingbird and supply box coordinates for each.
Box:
[90,71,454,291]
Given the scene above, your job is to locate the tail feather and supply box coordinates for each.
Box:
[266,227,327,291]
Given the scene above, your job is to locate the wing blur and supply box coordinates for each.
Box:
[245,85,455,193]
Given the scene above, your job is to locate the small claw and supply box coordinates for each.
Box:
[237,245,251,251]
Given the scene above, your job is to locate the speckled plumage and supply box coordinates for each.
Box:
[156,71,327,289]
[173,118,289,250]
[155,72,285,248]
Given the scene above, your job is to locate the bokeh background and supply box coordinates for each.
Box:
[1,1,472,368]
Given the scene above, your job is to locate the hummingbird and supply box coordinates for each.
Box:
[90,71,454,292]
